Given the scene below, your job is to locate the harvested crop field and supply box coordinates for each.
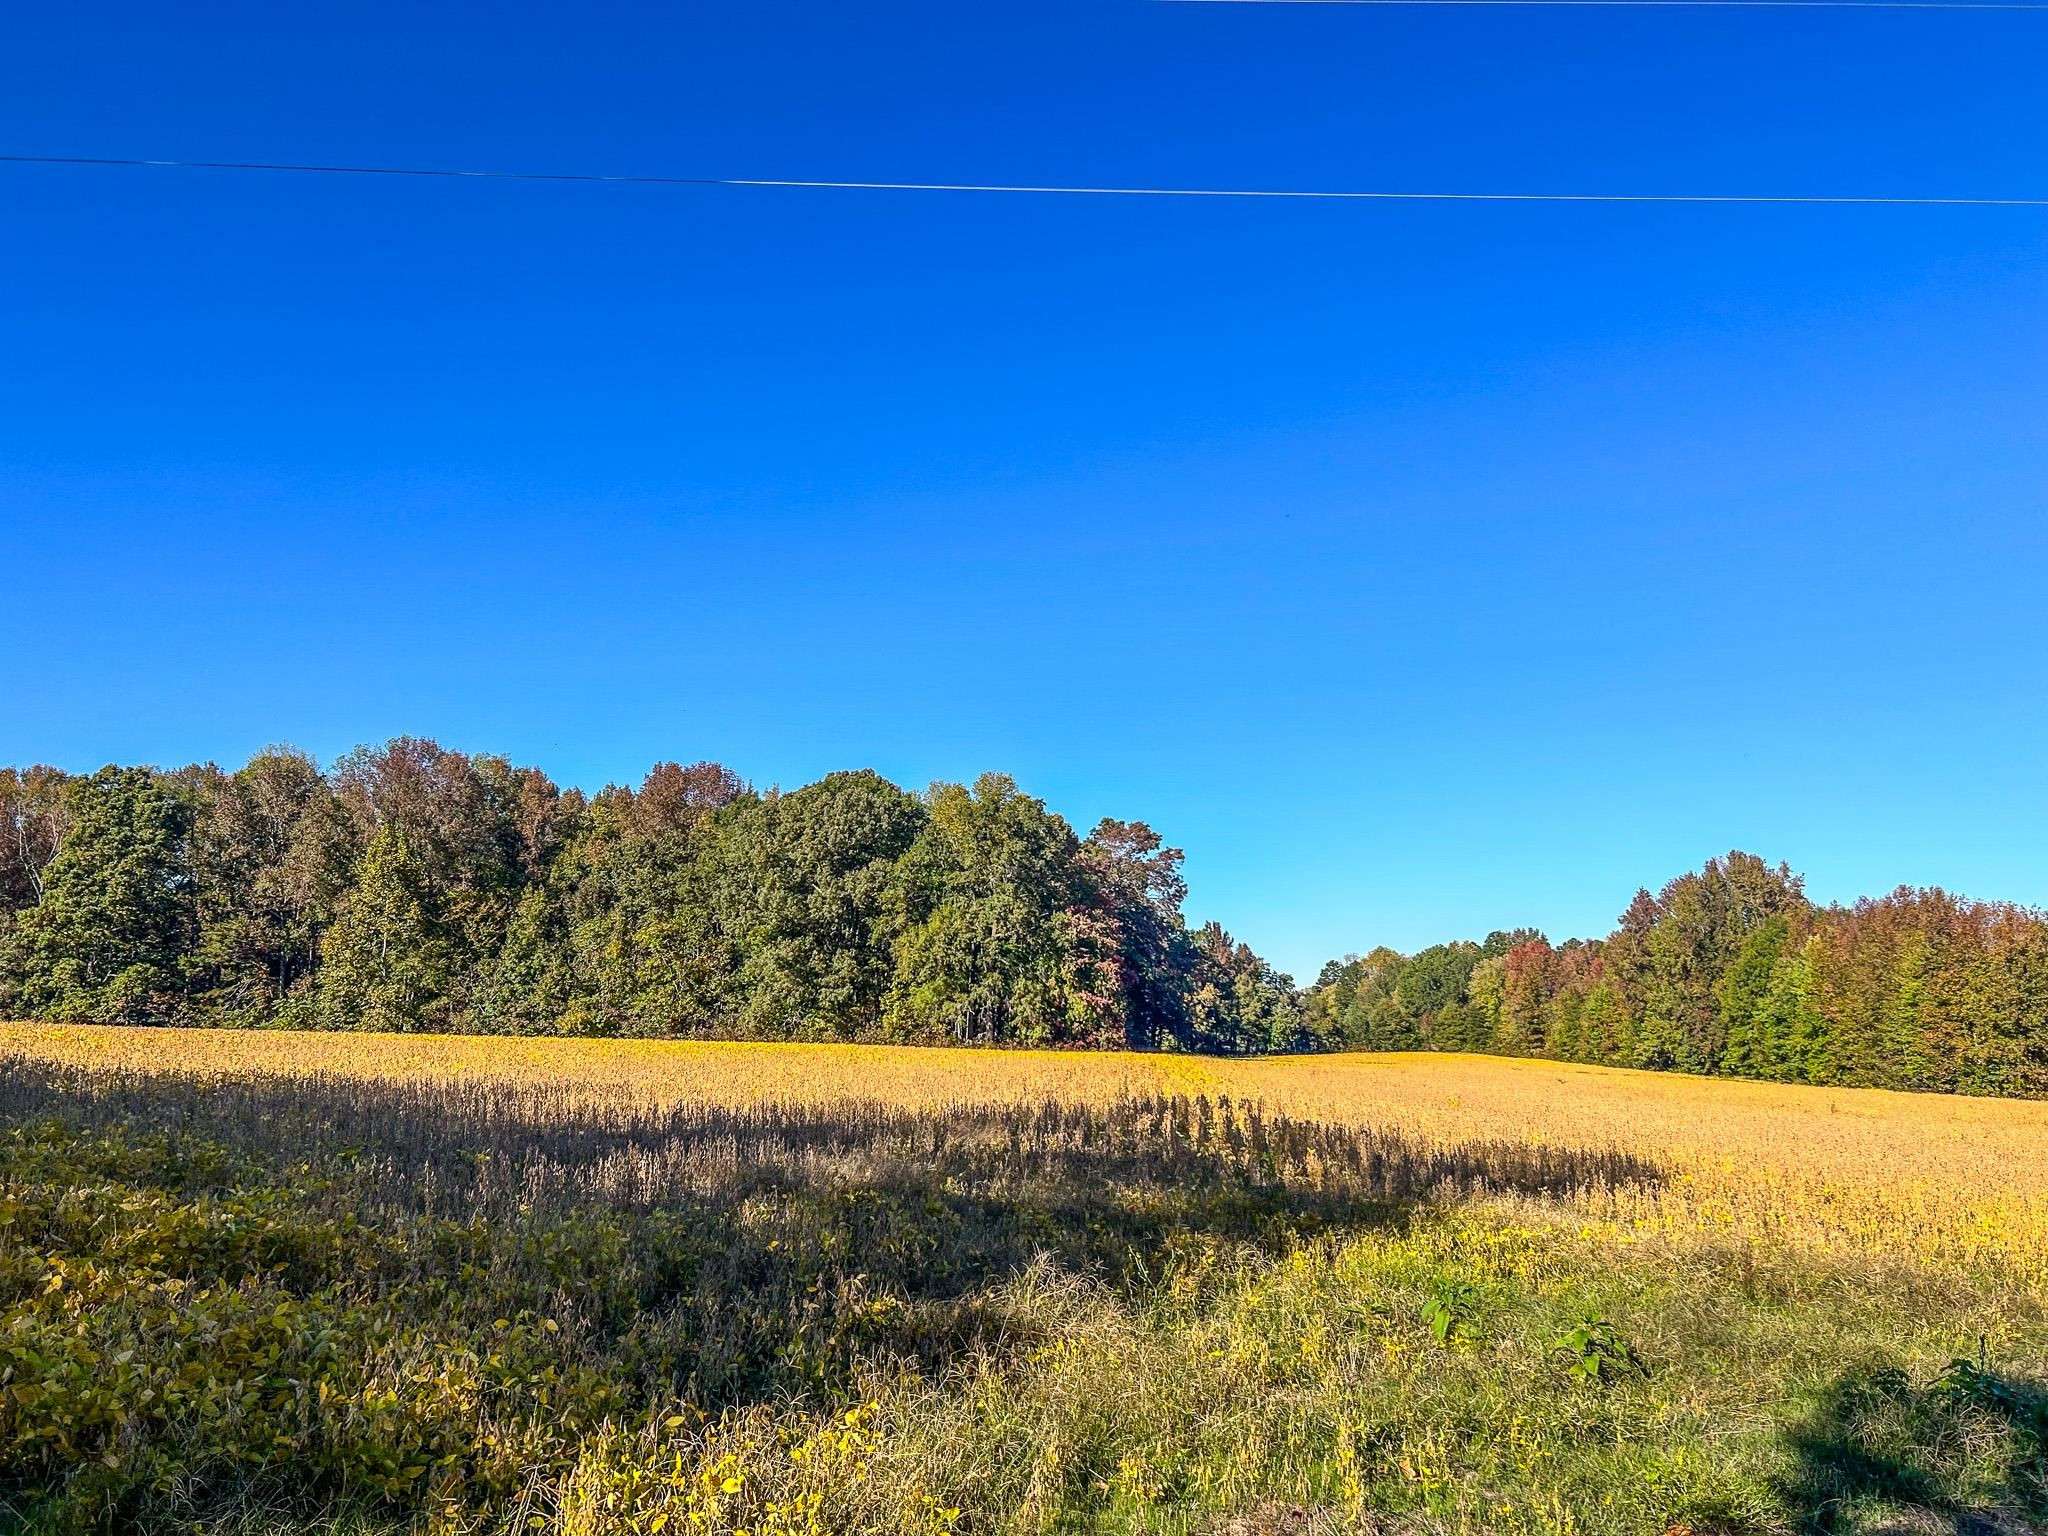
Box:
[2,1024,2042,1534]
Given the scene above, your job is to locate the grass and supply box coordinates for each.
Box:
[0,1023,2042,1535]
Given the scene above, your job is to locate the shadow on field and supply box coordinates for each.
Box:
[0,1056,1662,1441]
[1779,1359,2048,1535]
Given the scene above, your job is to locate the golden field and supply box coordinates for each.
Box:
[6,1020,2044,1279]
[5,1020,2046,1533]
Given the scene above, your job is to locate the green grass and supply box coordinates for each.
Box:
[0,1056,2040,1535]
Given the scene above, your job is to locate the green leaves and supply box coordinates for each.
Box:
[883,774,1107,1048]
[1419,1279,1481,1346]
[1549,1315,1647,1387]
[2,767,196,1026]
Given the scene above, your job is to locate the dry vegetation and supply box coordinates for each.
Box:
[1,1024,2043,1535]
[11,1023,2045,1273]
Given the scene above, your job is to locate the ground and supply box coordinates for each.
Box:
[0,1023,2041,1535]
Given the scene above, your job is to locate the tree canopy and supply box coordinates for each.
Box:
[0,745,1305,1054]
[1304,852,2048,1097]
[5,748,2045,1095]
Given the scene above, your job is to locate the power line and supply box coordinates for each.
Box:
[4,153,2045,207]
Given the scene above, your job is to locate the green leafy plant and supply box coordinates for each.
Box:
[1420,1279,1481,1345]
[1934,1341,2048,1445]
[1550,1315,1647,1386]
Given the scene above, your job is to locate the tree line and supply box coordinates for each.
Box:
[0,744,1302,1051]
[1306,852,2048,1098]
[4,750,2044,1094]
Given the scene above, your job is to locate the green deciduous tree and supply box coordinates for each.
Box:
[317,825,460,1033]
[187,747,352,1025]
[1716,915,1791,1078]
[2,767,196,1023]
[883,775,1111,1046]
[1636,854,1808,1072]
[1755,935,1828,1083]
[1183,921,1303,1054]
[707,770,927,1040]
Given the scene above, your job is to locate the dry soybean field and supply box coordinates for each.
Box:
[2,1023,2043,1535]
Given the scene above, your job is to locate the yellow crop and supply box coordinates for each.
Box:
[5,1021,2043,1279]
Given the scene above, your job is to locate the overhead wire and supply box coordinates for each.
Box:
[3,155,2044,208]
[1159,0,2048,10]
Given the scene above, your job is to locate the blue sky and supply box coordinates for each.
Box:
[4,1,2045,980]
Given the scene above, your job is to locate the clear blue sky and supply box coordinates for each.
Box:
[5,1,2045,980]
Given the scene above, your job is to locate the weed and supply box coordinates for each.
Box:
[1419,1279,1482,1345]
[1550,1316,1648,1385]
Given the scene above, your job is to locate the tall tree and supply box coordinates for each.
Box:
[187,747,350,1024]
[1637,853,1808,1072]
[704,770,926,1039]
[0,766,71,911]
[1396,942,1482,1047]
[1755,935,1829,1083]
[1184,921,1303,1054]
[1715,915,1790,1078]
[1495,938,1555,1055]
[317,825,459,1033]
[2,767,195,1023]
[883,774,1111,1046]
[1577,978,1630,1064]
[326,739,543,1022]
[548,764,743,1037]
[1079,818,1191,1050]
